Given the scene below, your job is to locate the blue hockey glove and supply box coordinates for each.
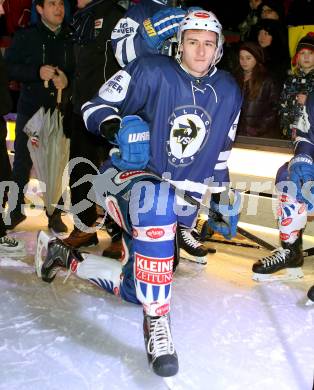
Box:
[111,115,150,171]
[288,155,314,207]
[141,7,185,50]
[207,190,241,240]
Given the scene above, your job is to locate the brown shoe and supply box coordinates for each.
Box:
[102,239,123,260]
[63,228,98,249]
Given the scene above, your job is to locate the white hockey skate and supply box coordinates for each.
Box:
[0,235,26,258]
[252,243,304,282]
[35,230,51,278]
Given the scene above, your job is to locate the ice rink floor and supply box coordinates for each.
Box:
[0,210,313,390]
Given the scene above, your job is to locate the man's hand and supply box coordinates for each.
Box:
[39,65,57,82]
[141,7,185,49]
[207,190,241,240]
[52,67,68,90]
[111,115,150,171]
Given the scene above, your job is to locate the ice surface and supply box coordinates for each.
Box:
[0,214,313,390]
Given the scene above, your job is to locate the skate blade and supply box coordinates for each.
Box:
[35,231,51,278]
[305,299,314,306]
[180,249,207,265]
[252,267,304,282]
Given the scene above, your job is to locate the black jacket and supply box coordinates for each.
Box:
[0,51,12,117]
[71,0,125,113]
[0,51,12,183]
[238,76,280,138]
[4,20,75,117]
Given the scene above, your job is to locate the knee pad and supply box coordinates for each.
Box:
[277,194,307,243]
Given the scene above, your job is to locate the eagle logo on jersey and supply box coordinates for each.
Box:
[167,106,211,166]
[173,119,201,153]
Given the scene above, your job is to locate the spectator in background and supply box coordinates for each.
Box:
[280,33,314,139]
[62,0,125,248]
[255,19,290,88]
[4,0,75,232]
[0,19,24,256]
[260,0,285,23]
[30,0,73,24]
[234,41,280,138]
[238,0,263,41]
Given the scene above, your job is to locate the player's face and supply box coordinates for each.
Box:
[36,0,64,30]
[180,30,217,78]
[258,29,272,48]
[298,49,314,73]
[239,50,257,73]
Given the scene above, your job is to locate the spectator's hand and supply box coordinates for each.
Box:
[111,115,150,171]
[52,67,68,90]
[39,65,56,82]
[141,7,185,49]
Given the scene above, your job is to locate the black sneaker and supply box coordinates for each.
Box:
[143,313,178,377]
[41,238,83,283]
[48,212,68,233]
[0,235,26,257]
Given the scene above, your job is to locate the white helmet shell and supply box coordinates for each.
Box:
[177,10,224,65]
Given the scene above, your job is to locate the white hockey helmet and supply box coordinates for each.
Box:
[176,10,224,65]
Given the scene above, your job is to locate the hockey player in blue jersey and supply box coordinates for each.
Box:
[252,91,314,283]
[35,10,242,377]
[110,0,215,262]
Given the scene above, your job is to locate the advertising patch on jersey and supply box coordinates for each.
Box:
[167,106,211,166]
[99,70,130,103]
[111,17,138,38]
[135,253,173,285]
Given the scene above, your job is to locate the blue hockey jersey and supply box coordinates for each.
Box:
[294,92,314,158]
[111,0,174,67]
[82,55,242,200]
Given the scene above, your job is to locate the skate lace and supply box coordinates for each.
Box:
[148,316,175,360]
[0,236,18,247]
[180,228,200,249]
[262,248,290,267]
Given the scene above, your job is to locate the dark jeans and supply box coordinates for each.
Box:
[0,118,11,237]
[12,113,32,207]
[69,113,111,227]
